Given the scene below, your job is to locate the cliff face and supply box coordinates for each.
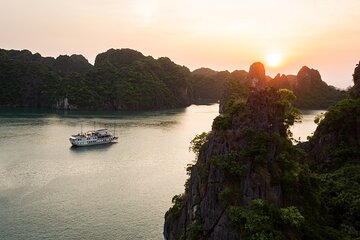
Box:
[164,89,309,239]
[350,61,360,98]
[306,63,360,167]
[291,66,347,109]
[303,63,360,238]
[246,62,267,89]
[165,63,360,240]
[269,74,290,90]
[295,66,322,91]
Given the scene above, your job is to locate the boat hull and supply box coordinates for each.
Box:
[69,136,118,147]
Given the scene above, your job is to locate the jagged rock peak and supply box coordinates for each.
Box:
[94,48,146,67]
[247,62,266,89]
[296,66,323,91]
[297,66,322,81]
[269,73,290,89]
[249,62,266,80]
[192,67,218,77]
[350,61,360,98]
[54,54,92,75]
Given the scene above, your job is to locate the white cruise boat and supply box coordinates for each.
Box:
[69,128,118,147]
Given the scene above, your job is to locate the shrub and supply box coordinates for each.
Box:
[189,132,209,157]
[212,114,232,130]
[280,206,304,228]
[167,193,186,220]
[228,199,304,240]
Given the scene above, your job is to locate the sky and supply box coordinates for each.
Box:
[1,0,360,89]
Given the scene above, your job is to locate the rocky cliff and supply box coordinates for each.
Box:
[164,89,315,239]
[291,66,347,109]
[164,63,360,240]
[303,62,360,238]
[350,61,360,98]
[245,62,267,89]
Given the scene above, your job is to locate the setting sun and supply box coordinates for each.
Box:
[266,53,282,67]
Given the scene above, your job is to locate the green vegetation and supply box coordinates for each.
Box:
[212,114,233,130]
[319,164,360,239]
[218,187,232,207]
[0,48,193,110]
[277,89,301,128]
[165,83,359,239]
[240,131,274,165]
[166,193,187,221]
[212,151,245,177]
[191,68,248,103]
[279,206,304,228]
[189,132,209,157]
[178,207,204,240]
[0,49,346,111]
[187,208,204,240]
[313,98,360,141]
[195,163,208,180]
[307,97,360,238]
[228,199,304,240]
[293,67,347,109]
[314,112,325,125]
[212,100,246,130]
[167,131,210,229]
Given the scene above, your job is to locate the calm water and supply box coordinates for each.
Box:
[0,105,322,240]
[291,110,325,142]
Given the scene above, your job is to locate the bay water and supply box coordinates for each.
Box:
[0,105,322,239]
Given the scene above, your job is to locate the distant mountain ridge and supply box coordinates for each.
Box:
[194,63,347,109]
[0,48,347,110]
[0,48,192,110]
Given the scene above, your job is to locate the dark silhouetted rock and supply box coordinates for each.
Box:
[292,66,347,109]
[53,54,92,76]
[269,73,290,90]
[246,62,266,89]
[94,48,146,67]
[192,67,218,77]
[350,61,360,98]
[164,89,303,239]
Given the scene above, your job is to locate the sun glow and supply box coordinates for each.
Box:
[266,53,283,67]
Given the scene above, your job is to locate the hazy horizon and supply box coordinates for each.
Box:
[1,0,360,88]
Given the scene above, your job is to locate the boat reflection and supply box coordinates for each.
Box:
[69,142,117,153]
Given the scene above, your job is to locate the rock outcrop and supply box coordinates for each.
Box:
[164,89,306,239]
[164,63,360,240]
[52,54,92,76]
[94,48,146,67]
[301,63,360,238]
[54,98,77,110]
[246,62,267,89]
[350,61,360,98]
[295,66,322,91]
[269,73,291,90]
[290,66,347,109]
[306,62,360,167]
